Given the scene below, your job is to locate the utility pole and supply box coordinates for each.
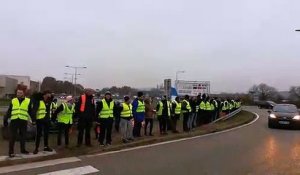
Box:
[65,66,87,96]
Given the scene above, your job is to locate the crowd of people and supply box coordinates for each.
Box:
[3,87,241,158]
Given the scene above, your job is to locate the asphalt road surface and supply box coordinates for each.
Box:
[2,106,300,175]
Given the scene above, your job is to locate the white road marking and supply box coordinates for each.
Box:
[38,165,99,175]
[84,111,259,158]
[0,157,81,174]
[0,150,57,162]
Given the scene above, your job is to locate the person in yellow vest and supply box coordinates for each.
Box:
[171,96,181,133]
[96,91,117,146]
[50,98,58,119]
[204,97,212,124]
[118,96,134,143]
[33,90,53,154]
[156,95,171,135]
[182,95,192,132]
[52,96,75,147]
[222,99,229,115]
[210,98,217,122]
[132,92,145,137]
[198,95,206,126]
[4,88,34,158]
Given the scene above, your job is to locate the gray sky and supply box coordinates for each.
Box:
[1,0,300,93]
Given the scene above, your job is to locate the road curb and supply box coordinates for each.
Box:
[83,110,259,158]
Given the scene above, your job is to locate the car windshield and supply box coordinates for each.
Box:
[273,105,298,113]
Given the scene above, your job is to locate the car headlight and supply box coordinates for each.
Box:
[269,114,276,118]
[293,115,300,120]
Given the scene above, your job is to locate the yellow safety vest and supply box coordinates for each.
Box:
[121,103,133,118]
[11,98,30,121]
[173,101,182,115]
[58,103,74,124]
[222,101,228,111]
[50,102,57,118]
[37,101,47,120]
[206,101,212,111]
[136,100,145,113]
[157,101,171,116]
[200,101,206,110]
[99,99,114,118]
[182,100,191,113]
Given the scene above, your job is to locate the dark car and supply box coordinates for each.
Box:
[257,101,276,109]
[268,104,300,129]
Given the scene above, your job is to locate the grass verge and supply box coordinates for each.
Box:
[0,110,255,167]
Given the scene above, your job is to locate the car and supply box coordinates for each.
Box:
[257,101,276,109]
[268,104,300,129]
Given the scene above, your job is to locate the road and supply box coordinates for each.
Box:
[2,106,300,175]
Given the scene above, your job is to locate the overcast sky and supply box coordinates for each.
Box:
[1,0,300,93]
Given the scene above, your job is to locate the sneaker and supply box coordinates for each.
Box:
[128,138,135,141]
[86,144,93,147]
[106,143,111,146]
[21,150,30,155]
[100,143,105,147]
[33,149,39,155]
[44,147,53,152]
[8,153,15,158]
[122,139,129,144]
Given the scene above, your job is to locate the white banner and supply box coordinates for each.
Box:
[176,80,210,96]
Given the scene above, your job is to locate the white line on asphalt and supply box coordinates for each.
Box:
[84,111,260,158]
[0,157,81,174]
[38,165,99,175]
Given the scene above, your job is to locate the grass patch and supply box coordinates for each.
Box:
[0,110,255,167]
[0,99,10,107]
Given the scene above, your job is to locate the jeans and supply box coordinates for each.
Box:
[188,113,195,130]
[120,118,133,140]
[183,113,190,132]
[144,118,153,135]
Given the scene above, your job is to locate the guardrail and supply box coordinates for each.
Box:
[213,108,242,123]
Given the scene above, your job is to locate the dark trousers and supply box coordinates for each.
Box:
[133,119,142,137]
[98,118,113,144]
[197,111,204,126]
[35,119,50,149]
[77,120,92,146]
[158,116,168,133]
[172,115,180,132]
[205,111,212,124]
[183,113,190,131]
[9,119,27,154]
[144,118,153,135]
[57,123,71,146]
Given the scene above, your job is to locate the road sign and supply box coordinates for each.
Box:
[176,80,210,96]
[164,79,172,98]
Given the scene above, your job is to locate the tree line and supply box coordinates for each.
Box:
[40,77,84,95]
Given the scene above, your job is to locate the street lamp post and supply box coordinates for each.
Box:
[64,73,75,84]
[65,66,87,96]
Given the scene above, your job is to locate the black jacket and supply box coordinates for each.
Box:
[75,94,96,122]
